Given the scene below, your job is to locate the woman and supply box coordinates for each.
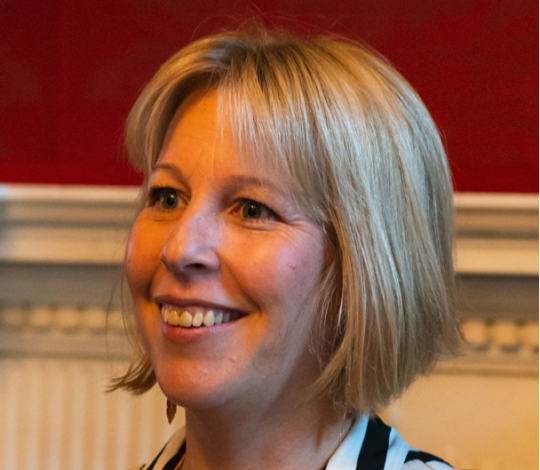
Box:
[113,28,461,470]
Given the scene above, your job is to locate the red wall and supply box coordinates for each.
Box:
[1,0,537,192]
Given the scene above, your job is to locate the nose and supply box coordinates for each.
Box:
[160,207,221,277]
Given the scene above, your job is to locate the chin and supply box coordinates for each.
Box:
[154,357,240,411]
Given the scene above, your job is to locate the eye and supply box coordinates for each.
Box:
[159,189,179,209]
[149,187,179,210]
[240,200,274,221]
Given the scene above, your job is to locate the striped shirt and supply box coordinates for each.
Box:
[134,416,453,470]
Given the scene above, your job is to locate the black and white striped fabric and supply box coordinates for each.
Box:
[135,415,453,470]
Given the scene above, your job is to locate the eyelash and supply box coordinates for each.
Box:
[233,199,278,224]
[147,186,278,223]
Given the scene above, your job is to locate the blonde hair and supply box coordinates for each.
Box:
[112,28,461,416]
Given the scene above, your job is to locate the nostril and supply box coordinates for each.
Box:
[189,263,207,271]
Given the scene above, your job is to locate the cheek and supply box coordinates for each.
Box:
[277,243,324,318]
[125,219,163,298]
[232,232,324,313]
[278,244,321,294]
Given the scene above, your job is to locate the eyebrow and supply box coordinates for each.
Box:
[222,175,288,196]
[153,162,186,181]
[152,163,289,197]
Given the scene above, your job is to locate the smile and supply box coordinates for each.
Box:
[161,304,242,327]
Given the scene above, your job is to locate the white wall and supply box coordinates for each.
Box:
[0,185,537,470]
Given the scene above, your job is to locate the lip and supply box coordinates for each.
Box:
[154,295,247,343]
[162,319,239,343]
[153,295,244,315]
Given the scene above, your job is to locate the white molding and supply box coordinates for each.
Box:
[0,332,132,359]
[0,184,538,274]
[454,192,539,275]
[0,183,140,204]
[0,184,140,264]
[454,192,539,211]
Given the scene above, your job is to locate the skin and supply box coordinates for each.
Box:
[125,89,349,470]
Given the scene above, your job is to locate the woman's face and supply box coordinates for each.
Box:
[125,90,326,412]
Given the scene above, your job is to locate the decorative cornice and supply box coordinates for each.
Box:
[0,304,133,359]
[435,318,539,376]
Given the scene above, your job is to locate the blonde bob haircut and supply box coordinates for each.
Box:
[113,28,461,416]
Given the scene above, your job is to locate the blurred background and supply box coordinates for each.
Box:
[0,1,537,469]
[0,0,538,191]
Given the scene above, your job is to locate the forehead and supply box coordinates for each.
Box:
[158,90,292,193]
[159,89,234,169]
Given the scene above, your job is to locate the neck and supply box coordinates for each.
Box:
[181,396,351,470]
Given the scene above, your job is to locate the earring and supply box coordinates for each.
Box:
[166,399,177,424]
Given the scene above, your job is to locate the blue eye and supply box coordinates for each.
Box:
[161,190,178,209]
[153,188,178,209]
[241,201,274,220]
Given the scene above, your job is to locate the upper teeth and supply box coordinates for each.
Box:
[162,305,240,328]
